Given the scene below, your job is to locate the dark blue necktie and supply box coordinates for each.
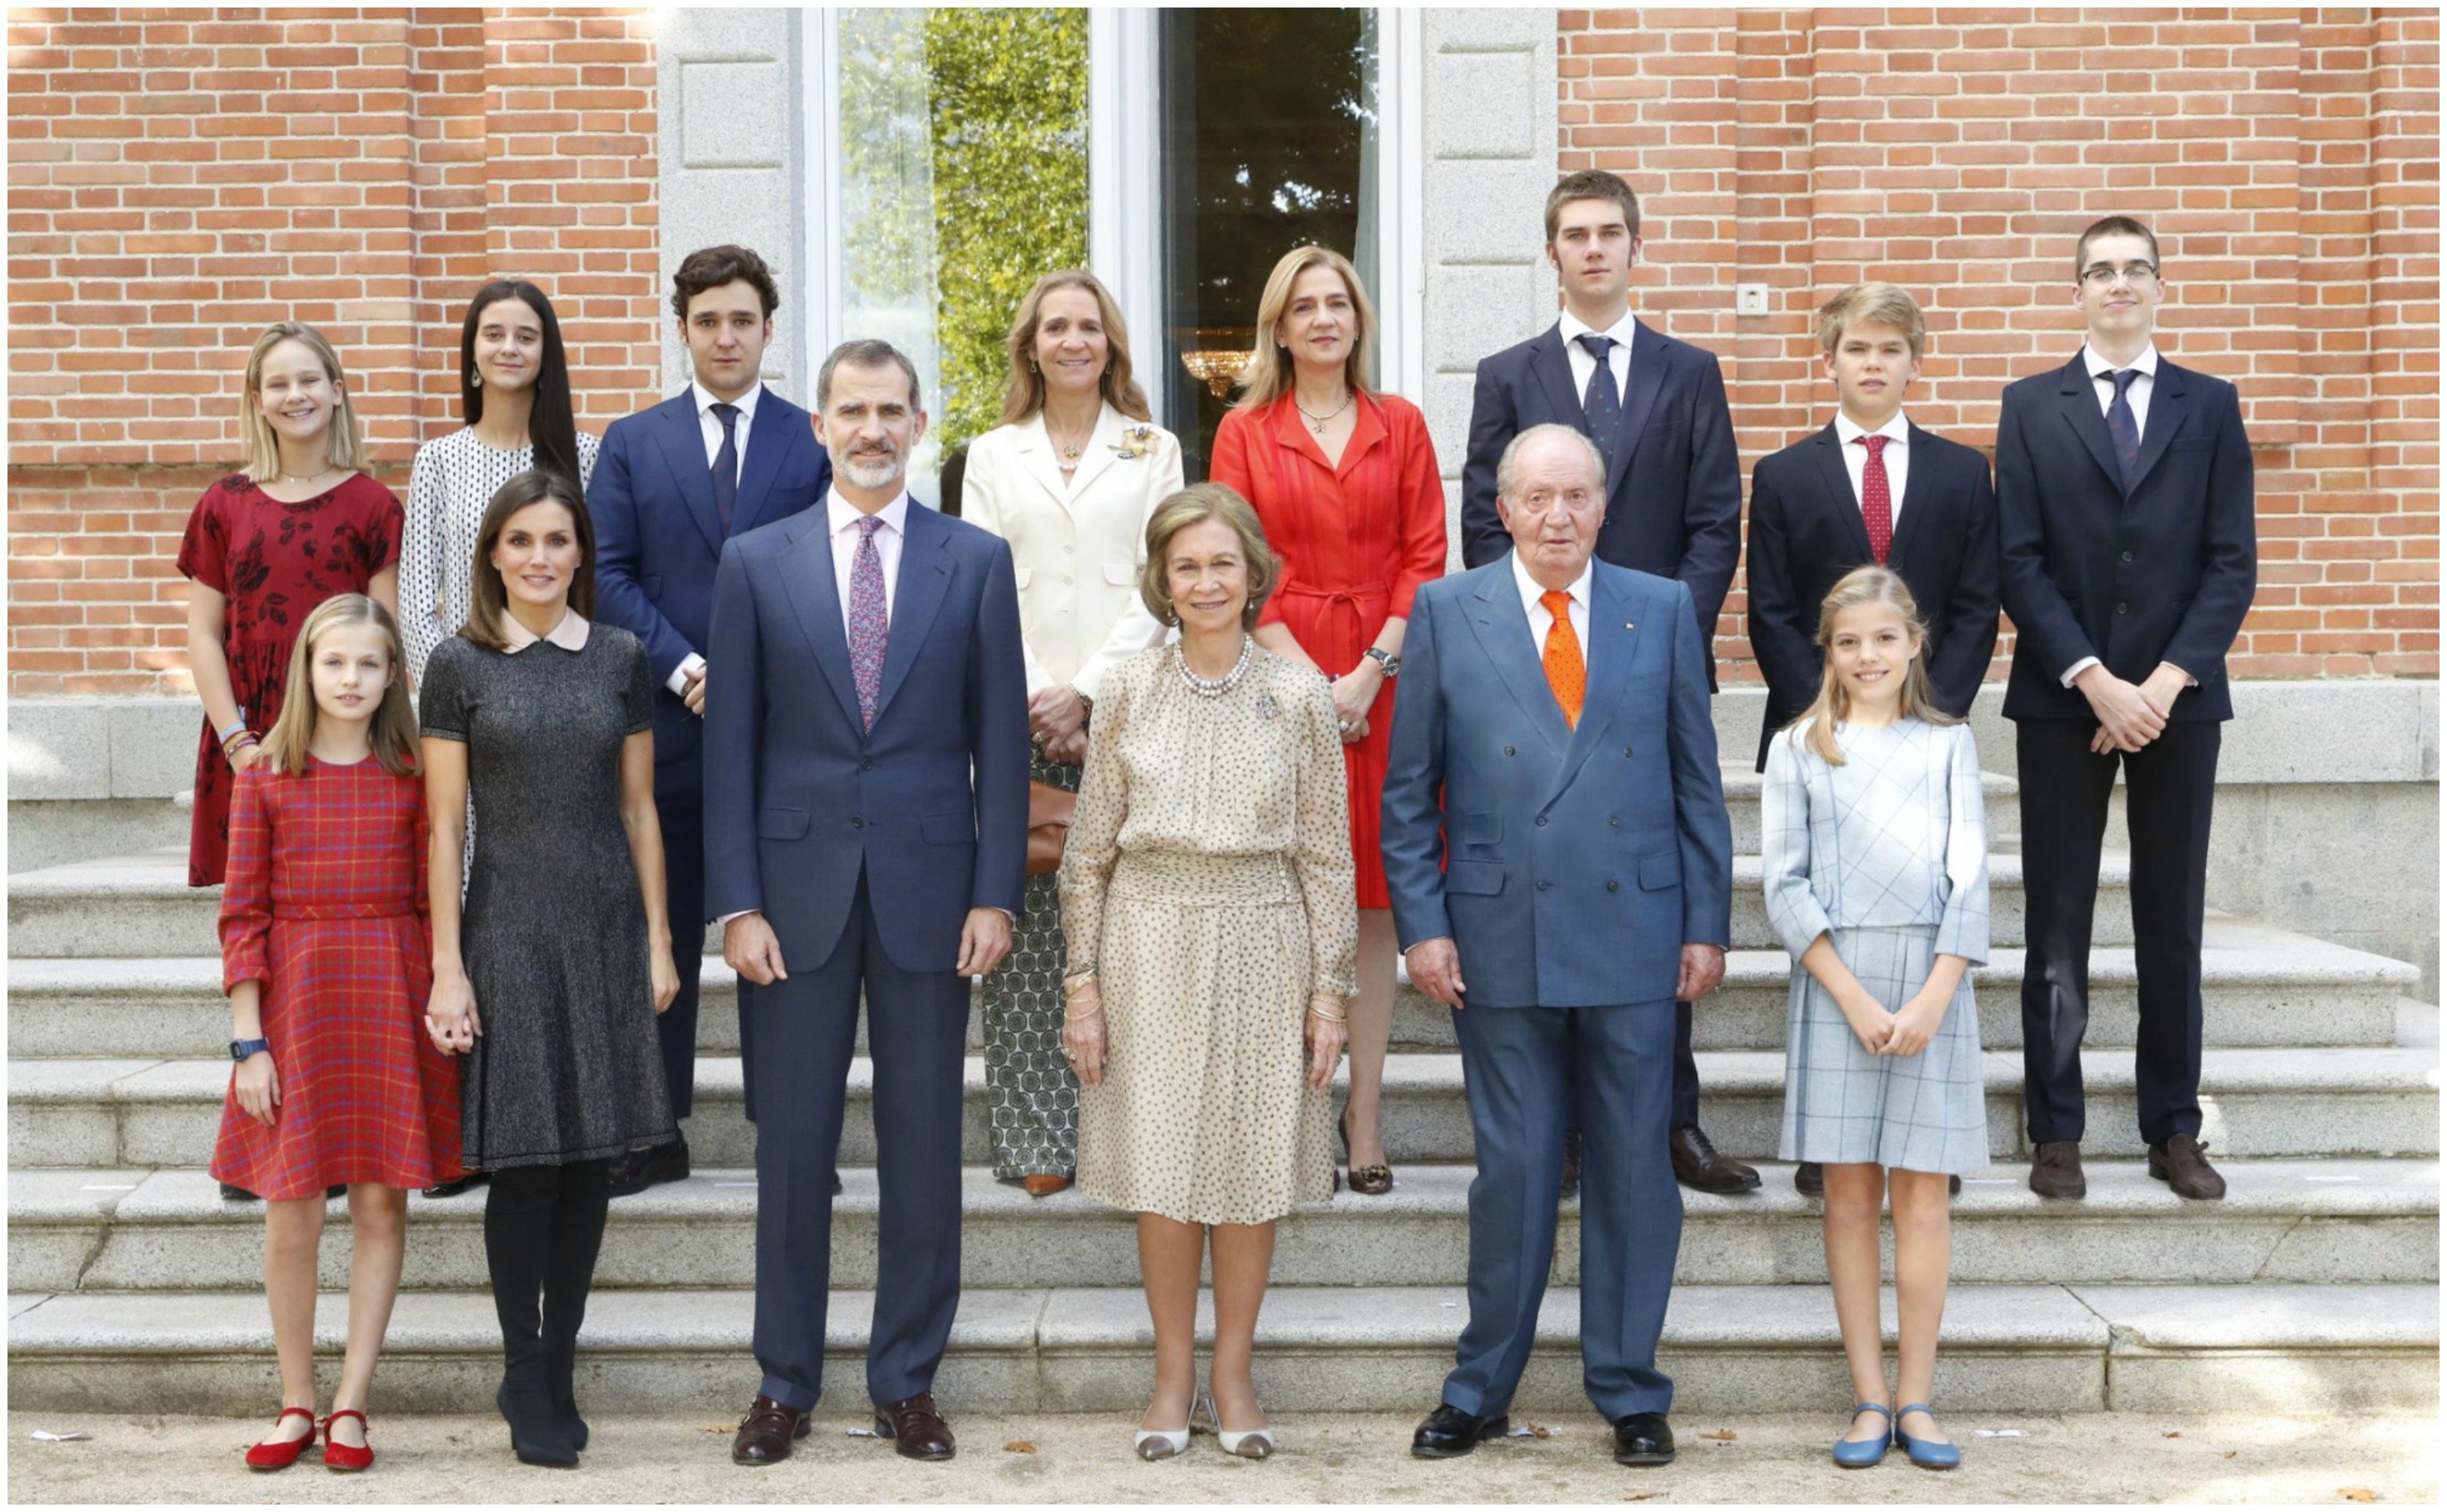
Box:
[2101,369,2142,490]
[710,402,741,533]
[1577,332,1620,470]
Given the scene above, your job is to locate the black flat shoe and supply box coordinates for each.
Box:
[1412,1403,1508,1458]
[424,1171,488,1199]
[609,1136,690,1198]
[1611,1411,1675,1466]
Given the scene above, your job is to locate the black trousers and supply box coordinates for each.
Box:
[2015,717,2221,1146]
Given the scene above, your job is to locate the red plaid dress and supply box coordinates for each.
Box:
[208,757,465,1197]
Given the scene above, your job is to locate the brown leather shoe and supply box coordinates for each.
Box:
[1020,1175,1071,1197]
[732,1394,811,1466]
[2028,1139,2086,1199]
[2148,1133,2227,1200]
[874,1392,955,1461]
[1670,1124,1761,1194]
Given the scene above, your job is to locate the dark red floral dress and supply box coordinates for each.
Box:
[175,473,403,886]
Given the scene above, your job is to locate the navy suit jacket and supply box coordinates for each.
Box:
[1460,319,1743,675]
[589,386,831,792]
[702,500,1029,975]
[1996,354,2257,723]
[1744,421,2001,768]
[1380,558,1733,1009]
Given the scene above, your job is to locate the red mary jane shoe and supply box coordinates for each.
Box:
[320,1409,375,1472]
[243,1406,317,1471]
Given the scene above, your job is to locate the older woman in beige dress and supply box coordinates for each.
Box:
[1058,484,1355,1463]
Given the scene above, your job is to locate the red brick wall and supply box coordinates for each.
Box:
[7,7,659,696]
[1559,7,2440,682]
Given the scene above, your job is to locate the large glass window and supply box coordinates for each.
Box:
[1156,9,1380,479]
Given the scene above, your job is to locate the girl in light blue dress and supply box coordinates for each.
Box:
[1762,565,1987,1472]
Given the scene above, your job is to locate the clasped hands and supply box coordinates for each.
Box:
[1405,938,1727,1008]
[1029,685,1089,765]
[2080,662,2191,755]
[1838,987,1948,1058]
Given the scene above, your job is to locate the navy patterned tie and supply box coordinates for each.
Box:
[2101,370,2143,490]
[710,402,741,533]
[1577,332,1620,472]
[849,516,888,731]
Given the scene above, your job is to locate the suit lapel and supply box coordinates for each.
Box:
[648,392,729,558]
[731,387,802,534]
[1462,564,1571,756]
[872,502,952,728]
[2124,361,2191,496]
[1808,423,1876,561]
[1548,567,1642,801]
[2053,354,2127,496]
[1531,325,1583,428]
[1014,412,1076,516]
[777,508,864,732]
[1606,319,1668,501]
[1885,420,1939,561]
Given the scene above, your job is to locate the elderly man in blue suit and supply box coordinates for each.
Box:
[589,244,832,1193]
[705,339,1029,1466]
[1385,423,1733,1467]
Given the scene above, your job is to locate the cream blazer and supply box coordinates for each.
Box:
[961,403,1184,701]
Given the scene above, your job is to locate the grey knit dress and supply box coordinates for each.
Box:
[419,623,677,1169]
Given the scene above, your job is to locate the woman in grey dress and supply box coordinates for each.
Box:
[1761,566,1986,1472]
[421,469,679,1468]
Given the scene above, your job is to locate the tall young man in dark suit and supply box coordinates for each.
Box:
[1460,169,1751,1196]
[1745,283,2000,1195]
[1998,217,2257,1203]
[591,245,833,1194]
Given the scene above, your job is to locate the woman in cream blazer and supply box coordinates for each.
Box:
[963,269,1185,1195]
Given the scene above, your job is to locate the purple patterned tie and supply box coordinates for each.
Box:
[849,515,888,730]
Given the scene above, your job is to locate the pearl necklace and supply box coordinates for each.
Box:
[1176,635,1255,699]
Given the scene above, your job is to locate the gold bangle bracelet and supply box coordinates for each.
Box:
[1063,1008,1103,1022]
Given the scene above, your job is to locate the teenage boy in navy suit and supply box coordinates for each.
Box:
[1460,168,1752,1197]
[1745,282,2001,1196]
[591,244,833,1194]
[1998,216,2257,1204]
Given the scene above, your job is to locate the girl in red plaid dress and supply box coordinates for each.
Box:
[213,594,463,1474]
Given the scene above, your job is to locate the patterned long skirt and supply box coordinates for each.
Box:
[981,754,1083,1178]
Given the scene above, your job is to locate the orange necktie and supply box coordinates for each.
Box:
[1541,588,1585,728]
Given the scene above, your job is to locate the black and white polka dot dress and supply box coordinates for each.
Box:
[400,427,598,687]
[1058,645,1358,1225]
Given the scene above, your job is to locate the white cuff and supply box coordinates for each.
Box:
[666,653,707,697]
[2059,655,2102,689]
[714,909,756,927]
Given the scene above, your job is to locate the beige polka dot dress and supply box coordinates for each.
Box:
[1059,644,1358,1226]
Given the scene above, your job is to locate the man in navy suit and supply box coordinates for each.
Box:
[707,339,1028,1464]
[1461,169,1751,1196]
[591,244,832,1194]
[1746,282,1999,1196]
[1387,424,1732,1467]
[1999,217,2257,1204]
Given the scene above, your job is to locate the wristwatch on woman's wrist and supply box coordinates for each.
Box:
[1362,647,1400,678]
[229,1037,271,1061]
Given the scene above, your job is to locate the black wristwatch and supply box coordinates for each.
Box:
[1363,647,1400,678]
[229,1037,271,1061]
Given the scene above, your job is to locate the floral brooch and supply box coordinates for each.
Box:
[1110,424,1158,460]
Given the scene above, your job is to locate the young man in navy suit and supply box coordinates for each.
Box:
[1999,217,2257,1204]
[590,244,833,1194]
[1745,282,2000,1196]
[1461,169,1752,1196]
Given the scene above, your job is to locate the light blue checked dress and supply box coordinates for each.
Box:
[1763,717,1990,1174]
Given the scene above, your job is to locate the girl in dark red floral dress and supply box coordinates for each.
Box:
[214,594,462,1475]
[179,322,403,887]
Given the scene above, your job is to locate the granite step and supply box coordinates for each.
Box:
[13,1043,2437,1172]
[7,1281,2432,1415]
[11,1159,2432,1296]
[9,915,2406,1063]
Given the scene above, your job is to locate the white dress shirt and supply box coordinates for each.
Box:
[1511,549,1595,676]
[1558,308,1637,405]
[826,487,909,630]
[2060,343,2184,690]
[667,381,768,695]
[1833,409,1912,531]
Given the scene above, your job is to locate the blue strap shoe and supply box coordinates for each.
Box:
[1894,1404,1960,1470]
[1832,1403,1892,1468]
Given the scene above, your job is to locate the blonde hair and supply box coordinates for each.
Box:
[238,323,368,484]
[1815,283,1927,361]
[1235,245,1376,412]
[258,594,419,777]
[1140,483,1278,630]
[1787,565,1957,765]
[999,270,1152,427]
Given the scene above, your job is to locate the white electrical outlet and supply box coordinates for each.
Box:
[1735,284,1770,316]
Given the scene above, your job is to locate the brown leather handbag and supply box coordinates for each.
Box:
[1026,779,1076,876]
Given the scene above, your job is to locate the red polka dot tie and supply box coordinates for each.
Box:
[1855,433,1893,564]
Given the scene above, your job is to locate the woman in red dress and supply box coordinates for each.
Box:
[179,322,403,887]
[213,594,463,1474]
[1210,245,1447,1196]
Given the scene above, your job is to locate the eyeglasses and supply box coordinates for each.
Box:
[2080,262,2161,289]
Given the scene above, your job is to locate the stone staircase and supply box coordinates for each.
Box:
[8,765,2438,1415]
